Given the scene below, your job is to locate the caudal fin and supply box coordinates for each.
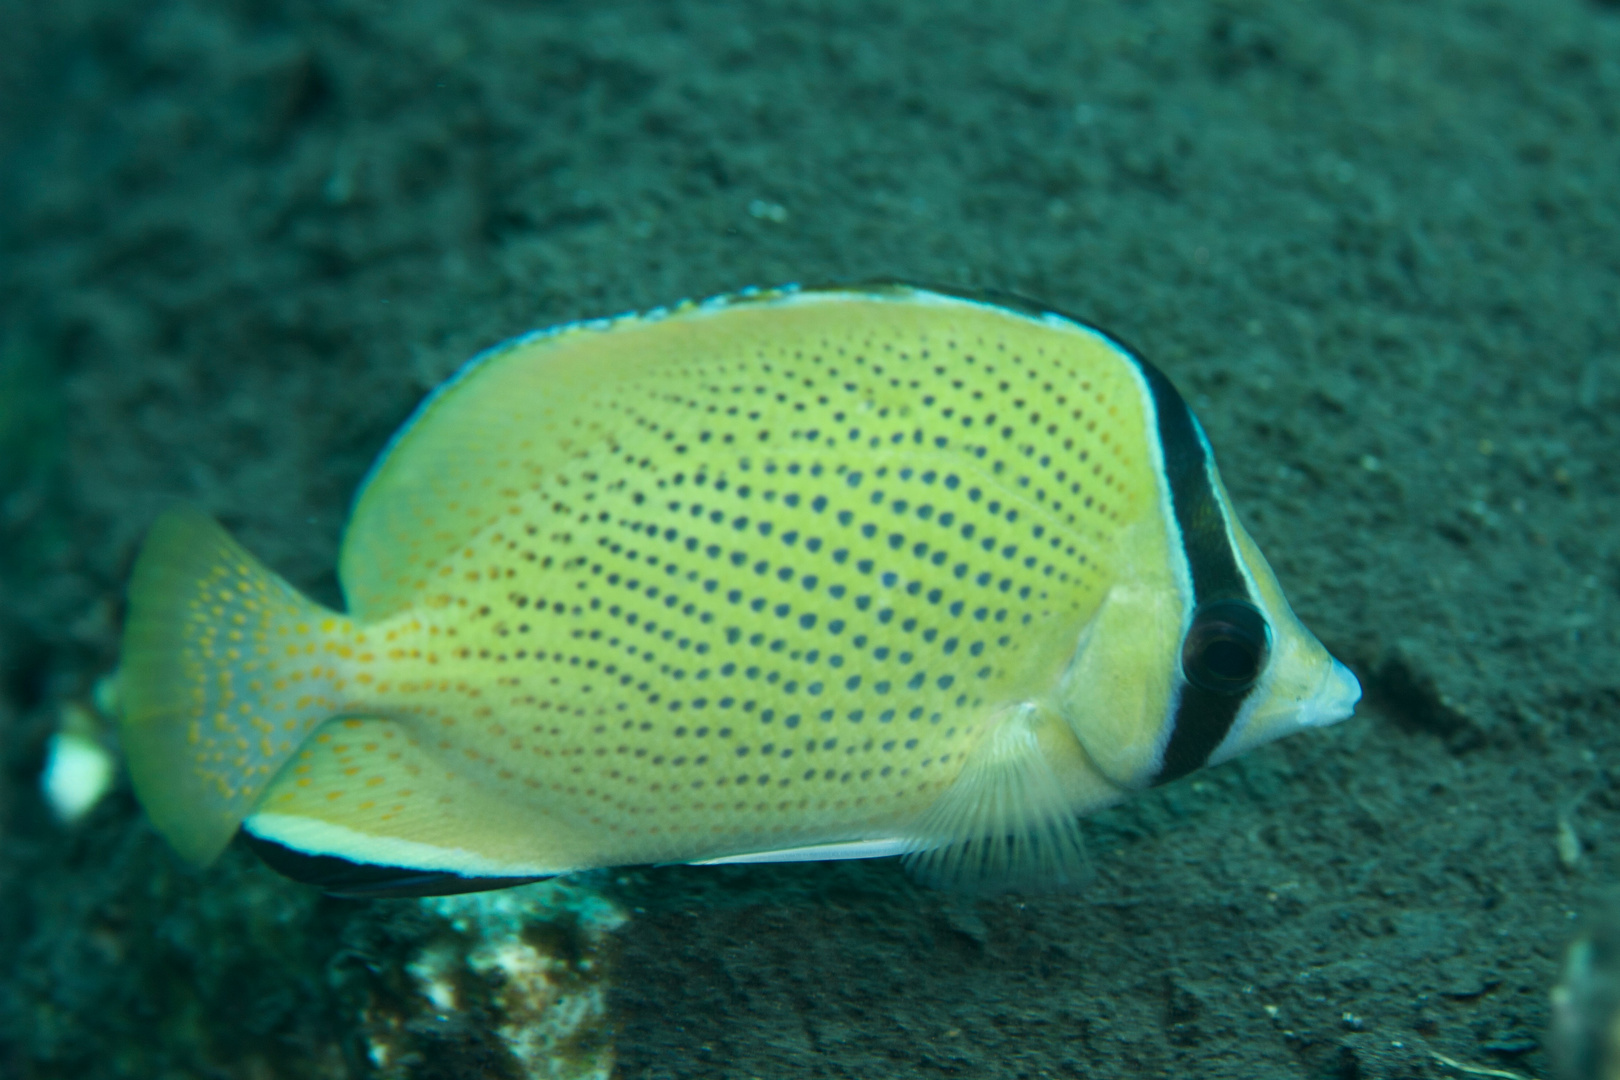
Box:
[119,507,353,865]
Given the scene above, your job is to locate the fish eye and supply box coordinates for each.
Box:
[1180,598,1270,695]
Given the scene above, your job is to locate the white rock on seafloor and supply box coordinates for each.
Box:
[41,718,115,824]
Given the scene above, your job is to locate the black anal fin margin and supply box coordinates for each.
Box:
[241,832,551,899]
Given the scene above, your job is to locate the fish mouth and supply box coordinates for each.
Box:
[1299,657,1362,728]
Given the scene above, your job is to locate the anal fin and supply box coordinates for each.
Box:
[903,702,1089,892]
[242,832,550,898]
[691,838,910,866]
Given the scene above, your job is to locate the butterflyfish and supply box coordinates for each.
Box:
[117,283,1361,896]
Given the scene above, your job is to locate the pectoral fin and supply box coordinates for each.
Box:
[902,702,1090,892]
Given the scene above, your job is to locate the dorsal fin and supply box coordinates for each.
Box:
[335,282,1148,622]
[338,290,803,621]
[903,702,1089,892]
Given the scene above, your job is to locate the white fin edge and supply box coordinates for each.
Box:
[245,811,571,878]
[690,838,911,866]
[902,702,1089,891]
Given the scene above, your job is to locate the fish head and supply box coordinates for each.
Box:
[1054,510,1360,793]
[1197,512,1360,770]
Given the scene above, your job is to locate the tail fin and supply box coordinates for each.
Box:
[119,507,354,865]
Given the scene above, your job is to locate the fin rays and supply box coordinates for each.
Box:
[903,703,1089,892]
[119,506,352,864]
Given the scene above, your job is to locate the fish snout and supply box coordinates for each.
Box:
[1300,657,1361,729]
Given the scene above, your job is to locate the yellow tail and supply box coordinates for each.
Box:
[119,507,354,865]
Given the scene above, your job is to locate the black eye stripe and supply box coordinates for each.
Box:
[1113,339,1262,785]
[1131,363,1247,607]
[1156,686,1244,786]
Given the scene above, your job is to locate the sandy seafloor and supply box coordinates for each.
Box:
[1,0,1618,1077]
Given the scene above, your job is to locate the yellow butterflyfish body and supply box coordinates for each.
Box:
[117,283,1360,895]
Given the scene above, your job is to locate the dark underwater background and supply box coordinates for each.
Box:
[2,0,1619,1077]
